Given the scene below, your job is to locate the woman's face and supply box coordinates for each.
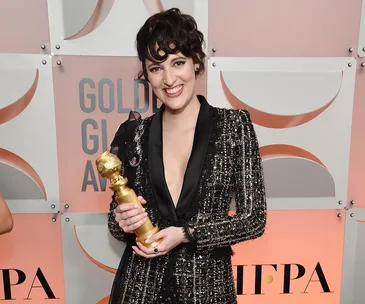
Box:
[146,51,199,112]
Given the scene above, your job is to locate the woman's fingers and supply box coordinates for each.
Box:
[121,216,148,232]
[137,196,147,204]
[132,242,167,258]
[116,207,146,221]
[115,207,148,233]
[113,198,149,233]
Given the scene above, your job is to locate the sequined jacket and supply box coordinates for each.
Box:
[107,95,267,304]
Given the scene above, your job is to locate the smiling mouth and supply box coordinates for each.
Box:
[164,85,183,95]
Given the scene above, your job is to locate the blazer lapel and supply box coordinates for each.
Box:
[148,95,214,223]
[176,95,213,217]
[148,107,178,222]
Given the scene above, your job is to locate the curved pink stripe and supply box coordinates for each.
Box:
[74,225,117,274]
[64,0,115,40]
[260,144,327,169]
[0,69,39,125]
[97,295,110,304]
[144,0,164,16]
[221,71,341,129]
[0,148,47,199]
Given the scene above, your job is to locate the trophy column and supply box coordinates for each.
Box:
[96,150,160,247]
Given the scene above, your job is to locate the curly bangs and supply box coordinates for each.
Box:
[136,8,206,80]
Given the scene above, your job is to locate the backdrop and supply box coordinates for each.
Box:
[1,1,365,303]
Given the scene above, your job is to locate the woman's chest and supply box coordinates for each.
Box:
[132,116,238,216]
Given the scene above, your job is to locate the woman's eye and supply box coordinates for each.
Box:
[150,67,160,72]
[175,61,185,66]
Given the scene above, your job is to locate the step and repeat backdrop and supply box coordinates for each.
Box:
[1,0,365,303]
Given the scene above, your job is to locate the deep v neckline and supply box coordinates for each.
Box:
[161,110,199,209]
[148,95,214,222]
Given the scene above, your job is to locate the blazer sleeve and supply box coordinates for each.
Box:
[187,109,267,252]
[107,111,141,244]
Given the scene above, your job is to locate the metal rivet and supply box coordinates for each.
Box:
[51,204,55,209]
[52,218,56,222]
[350,213,354,217]
[55,44,60,50]
[212,62,216,67]
[56,60,62,65]
[212,47,217,52]
[337,213,342,217]
[338,200,342,205]
[361,62,365,67]
[64,204,69,209]
[41,44,46,50]
[350,200,355,205]
[349,47,354,52]
[363,47,365,52]
[65,217,70,222]
[42,60,47,65]
[348,62,352,67]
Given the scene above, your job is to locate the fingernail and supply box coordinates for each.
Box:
[145,238,150,244]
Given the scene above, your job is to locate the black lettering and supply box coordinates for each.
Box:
[282,264,305,294]
[25,268,57,299]
[1,269,26,300]
[235,265,246,295]
[303,262,331,293]
[253,264,277,295]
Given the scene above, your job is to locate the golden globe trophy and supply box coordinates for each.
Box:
[96,150,160,248]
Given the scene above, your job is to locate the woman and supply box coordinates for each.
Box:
[108,8,267,304]
[0,193,13,235]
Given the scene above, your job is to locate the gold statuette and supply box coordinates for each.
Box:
[96,151,160,247]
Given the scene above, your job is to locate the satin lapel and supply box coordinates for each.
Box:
[148,95,214,222]
[176,95,213,216]
[148,106,178,222]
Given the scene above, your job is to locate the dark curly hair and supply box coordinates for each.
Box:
[136,8,206,80]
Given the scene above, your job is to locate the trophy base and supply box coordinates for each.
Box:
[136,226,161,248]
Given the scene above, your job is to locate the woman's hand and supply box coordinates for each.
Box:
[114,196,148,233]
[132,226,188,258]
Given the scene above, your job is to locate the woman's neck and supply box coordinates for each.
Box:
[162,95,200,130]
